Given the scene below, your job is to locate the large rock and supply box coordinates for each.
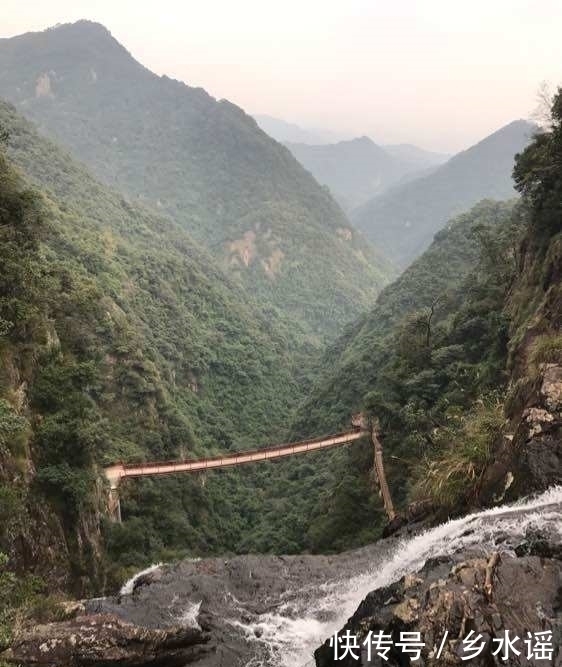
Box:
[82,546,397,667]
[1,613,209,666]
[481,362,562,504]
[315,534,562,666]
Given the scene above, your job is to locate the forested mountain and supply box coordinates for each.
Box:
[287,199,520,547]
[0,99,324,595]
[352,120,536,267]
[293,199,517,435]
[285,137,410,211]
[287,90,562,542]
[0,21,391,341]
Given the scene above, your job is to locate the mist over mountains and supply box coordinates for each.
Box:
[256,114,450,211]
[351,119,536,267]
[254,114,348,145]
[0,20,391,341]
[257,111,533,270]
[1,16,561,664]
[285,136,419,211]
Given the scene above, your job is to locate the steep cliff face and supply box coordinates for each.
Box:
[504,232,561,494]
[0,151,103,595]
[477,92,562,504]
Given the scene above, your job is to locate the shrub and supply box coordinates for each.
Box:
[530,333,562,367]
[0,553,44,650]
[0,399,29,457]
[411,400,504,509]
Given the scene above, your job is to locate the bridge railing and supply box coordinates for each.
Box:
[116,426,368,476]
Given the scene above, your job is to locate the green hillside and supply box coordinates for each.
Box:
[0,21,392,340]
[0,99,324,589]
[352,120,535,267]
[288,199,521,548]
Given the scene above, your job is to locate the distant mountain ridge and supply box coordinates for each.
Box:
[255,114,450,211]
[285,136,408,211]
[254,114,347,144]
[0,20,392,341]
[352,119,536,267]
[285,137,408,212]
[383,143,450,169]
[285,136,449,212]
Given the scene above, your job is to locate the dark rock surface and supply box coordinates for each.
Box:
[4,495,561,667]
[1,613,209,667]
[83,545,394,667]
[2,546,394,667]
[315,529,562,666]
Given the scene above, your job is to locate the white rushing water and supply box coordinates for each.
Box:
[120,562,163,596]
[235,486,562,667]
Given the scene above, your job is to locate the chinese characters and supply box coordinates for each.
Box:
[329,629,554,662]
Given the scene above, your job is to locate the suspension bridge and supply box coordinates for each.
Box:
[104,414,396,522]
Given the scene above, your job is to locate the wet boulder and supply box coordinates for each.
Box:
[315,543,562,666]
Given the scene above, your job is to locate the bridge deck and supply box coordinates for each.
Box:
[105,428,368,487]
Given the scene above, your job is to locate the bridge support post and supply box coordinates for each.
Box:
[108,486,122,523]
[104,464,125,523]
[370,419,396,522]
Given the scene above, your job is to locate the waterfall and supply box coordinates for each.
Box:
[120,562,163,596]
[107,487,561,667]
[239,486,562,667]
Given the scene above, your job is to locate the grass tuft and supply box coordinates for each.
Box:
[411,400,504,509]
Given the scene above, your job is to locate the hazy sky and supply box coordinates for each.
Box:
[3,0,562,151]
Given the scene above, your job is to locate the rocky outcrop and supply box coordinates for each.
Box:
[84,549,395,667]
[513,363,562,490]
[1,613,209,667]
[315,532,562,666]
[481,362,562,504]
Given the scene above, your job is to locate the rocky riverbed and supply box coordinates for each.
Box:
[316,534,562,666]
[3,488,561,667]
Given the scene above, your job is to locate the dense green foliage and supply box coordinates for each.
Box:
[0,21,392,341]
[1,21,560,617]
[0,101,329,581]
[287,200,524,537]
[294,201,518,432]
[352,120,534,267]
[513,93,562,241]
